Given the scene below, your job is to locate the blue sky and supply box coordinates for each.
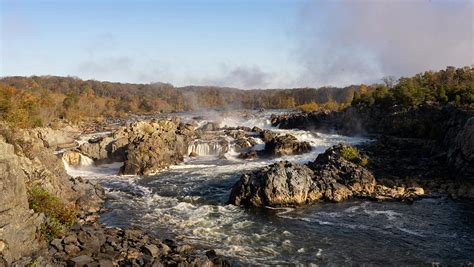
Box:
[1,0,472,88]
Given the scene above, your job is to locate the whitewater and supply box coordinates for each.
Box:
[63,110,474,265]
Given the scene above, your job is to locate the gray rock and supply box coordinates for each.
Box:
[229,161,314,206]
[64,244,80,256]
[67,255,94,267]
[51,239,63,251]
[264,134,311,157]
[142,244,159,257]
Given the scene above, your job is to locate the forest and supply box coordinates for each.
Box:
[0,66,472,128]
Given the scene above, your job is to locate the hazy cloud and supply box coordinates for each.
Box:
[201,65,272,89]
[77,56,133,79]
[294,0,473,86]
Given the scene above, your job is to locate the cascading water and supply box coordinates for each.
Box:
[64,110,474,266]
[79,154,95,167]
[187,140,229,156]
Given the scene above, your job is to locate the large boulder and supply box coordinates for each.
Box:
[306,144,376,202]
[229,161,314,207]
[118,120,192,175]
[263,134,311,157]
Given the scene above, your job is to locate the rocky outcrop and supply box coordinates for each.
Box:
[263,134,311,157]
[229,161,314,206]
[229,144,424,207]
[77,119,195,175]
[33,124,81,150]
[272,104,474,187]
[448,117,474,182]
[306,144,376,202]
[118,120,193,175]
[0,123,104,265]
[0,138,44,264]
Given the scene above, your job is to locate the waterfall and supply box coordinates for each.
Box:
[79,154,95,167]
[188,140,228,156]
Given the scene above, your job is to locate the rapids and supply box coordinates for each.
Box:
[64,110,474,265]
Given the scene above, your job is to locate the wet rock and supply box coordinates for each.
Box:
[234,137,253,152]
[239,150,258,160]
[264,134,311,157]
[199,122,220,132]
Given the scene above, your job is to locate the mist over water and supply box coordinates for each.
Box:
[64,110,474,265]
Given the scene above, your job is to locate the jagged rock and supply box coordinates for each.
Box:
[142,244,159,257]
[307,144,376,202]
[67,255,94,267]
[230,144,424,207]
[118,120,193,175]
[33,125,80,150]
[0,138,44,264]
[234,137,253,152]
[229,161,314,206]
[264,134,311,157]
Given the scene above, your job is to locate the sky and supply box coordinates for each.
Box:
[1,0,473,89]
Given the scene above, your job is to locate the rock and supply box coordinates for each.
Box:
[142,244,159,257]
[448,117,474,182]
[264,134,311,157]
[98,259,114,267]
[189,151,198,157]
[199,122,220,132]
[64,244,81,256]
[234,138,252,152]
[51,239,64,251]
[307,144,376,202]
[118,120,192,175]
[33,125,80,150]
[205,250,217,260]
[176,244,193,254]
[67,255,94,267]
[239,150,258,160]
[0,136,44,264]
[229,161,314,206]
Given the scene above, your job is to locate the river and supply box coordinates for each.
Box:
[64,110,474,265]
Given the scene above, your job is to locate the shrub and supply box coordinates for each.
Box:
[297,102,319,113]
[341,146,369,166]
[28,186,77,241]
[341,146,359,162]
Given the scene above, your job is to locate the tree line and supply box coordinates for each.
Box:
[0,66,472,128]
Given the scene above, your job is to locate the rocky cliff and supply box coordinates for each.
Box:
[271,104,474,184]
[0,123,103,265]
